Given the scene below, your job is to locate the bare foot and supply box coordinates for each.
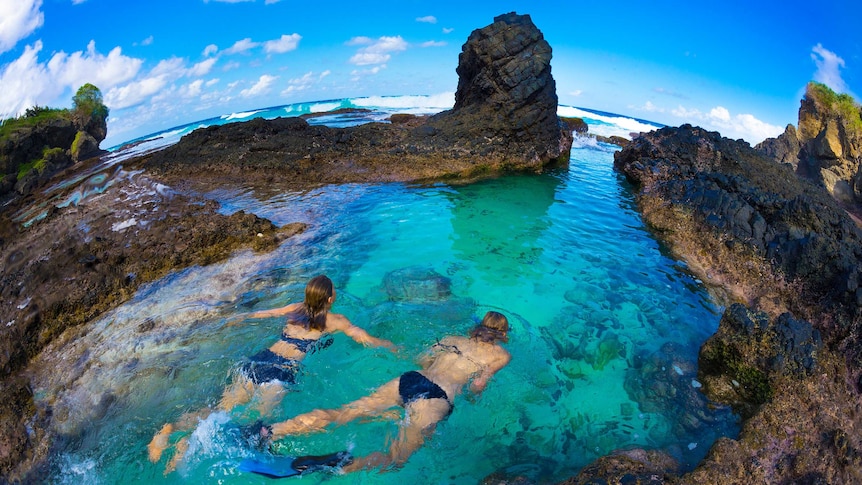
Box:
[147,423,173,463]
[164,437,189,475]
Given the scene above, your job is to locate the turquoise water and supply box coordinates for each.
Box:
[28,123,737,483]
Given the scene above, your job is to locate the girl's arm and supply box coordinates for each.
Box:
[328,313,398,351]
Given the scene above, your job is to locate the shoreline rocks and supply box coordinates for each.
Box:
[130,13,573,189]
[606,123,862,484]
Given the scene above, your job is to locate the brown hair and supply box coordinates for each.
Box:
[470,311,509,343]
[301,275,334,331]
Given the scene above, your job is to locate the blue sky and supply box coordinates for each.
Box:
[0,0,859,147]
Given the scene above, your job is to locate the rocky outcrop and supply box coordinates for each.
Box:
[0,154,303,480]
[0,109,108,198]
[132,13,572,187]
[757,82,862,206]
[604,123,862,484]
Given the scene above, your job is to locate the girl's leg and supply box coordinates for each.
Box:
[271,378,401,437]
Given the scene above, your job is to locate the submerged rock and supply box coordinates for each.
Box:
[382,266,452,302]
[132,13,573,187]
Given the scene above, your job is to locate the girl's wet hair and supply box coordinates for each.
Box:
[470,311,509,343]
[302,275,334,331]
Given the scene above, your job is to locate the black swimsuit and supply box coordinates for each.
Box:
[281,333,333,354]
[240,349,300,385]
[398,371,453,413]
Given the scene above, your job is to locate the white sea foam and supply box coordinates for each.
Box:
[111,218,137,232]
[558,105,660,140]
[309,102,341,113]
[352,92,455,110]
[222,110,264,121]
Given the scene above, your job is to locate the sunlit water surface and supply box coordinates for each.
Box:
[28,121,738,484]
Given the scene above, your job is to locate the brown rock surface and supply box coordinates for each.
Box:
[594,123,862,485]
[131,13,572,189]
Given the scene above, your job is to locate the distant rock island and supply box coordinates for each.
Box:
[131,12,574,187]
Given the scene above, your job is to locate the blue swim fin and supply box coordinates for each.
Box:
[240,451,353,478]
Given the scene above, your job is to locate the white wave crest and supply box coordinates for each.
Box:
[222,110,264,121]
[558,105,660,140]
[352,92,454,110]
[309,102,341,113]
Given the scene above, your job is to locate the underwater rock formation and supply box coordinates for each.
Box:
[757,82,862,207]
[608,123,862,484]
[132,13,573,187]
[382,266,452,302]
[624,342,735,441]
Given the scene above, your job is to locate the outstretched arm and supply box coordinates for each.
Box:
[328,313,398,352]
[226,303,300,325]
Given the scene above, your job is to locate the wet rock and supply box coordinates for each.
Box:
[382,266,452,302]
[624,342,735,438]
[561,117,589,135]
[132,13,572,188]
[0,154,305,480]
[698,304,822,419]
[560,448,678,485]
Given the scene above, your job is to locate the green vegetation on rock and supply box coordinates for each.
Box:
[0,107,69,142]
[72,83,109,122]
[806,81,862,133]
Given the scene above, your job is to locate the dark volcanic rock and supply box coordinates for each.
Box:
[698,304,822,418]
[425,12,572,165]
[132,13,572,188]
[613,123,862,484]
[615,124,862,318]
[1,110,108,198]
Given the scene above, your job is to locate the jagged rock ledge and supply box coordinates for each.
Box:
[130,13,573,188]
[579,123,862,484]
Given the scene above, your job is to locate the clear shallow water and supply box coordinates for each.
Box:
[26,106,737,484]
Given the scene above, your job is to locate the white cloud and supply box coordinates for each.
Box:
[346,36,373,46]
[104,74,170,109]
[669,104,783,143]
[442,27,454,34]
[420,41,446,48]
[569,90,583,97]
[279,70,330,96]
[416,16,437,24]
[811,44,849,94]
[0,0,43,54]
[189,57,217,76]
[140,35,154,46]
[203,44,218,57]
[708,106,731,122]
[48,40,142,91]
[182,79,204,97]
[264,33,301,54]
[225,38,259,55]
[349,36,407,66]
[0,39,144,119]
[241,74,277,97]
